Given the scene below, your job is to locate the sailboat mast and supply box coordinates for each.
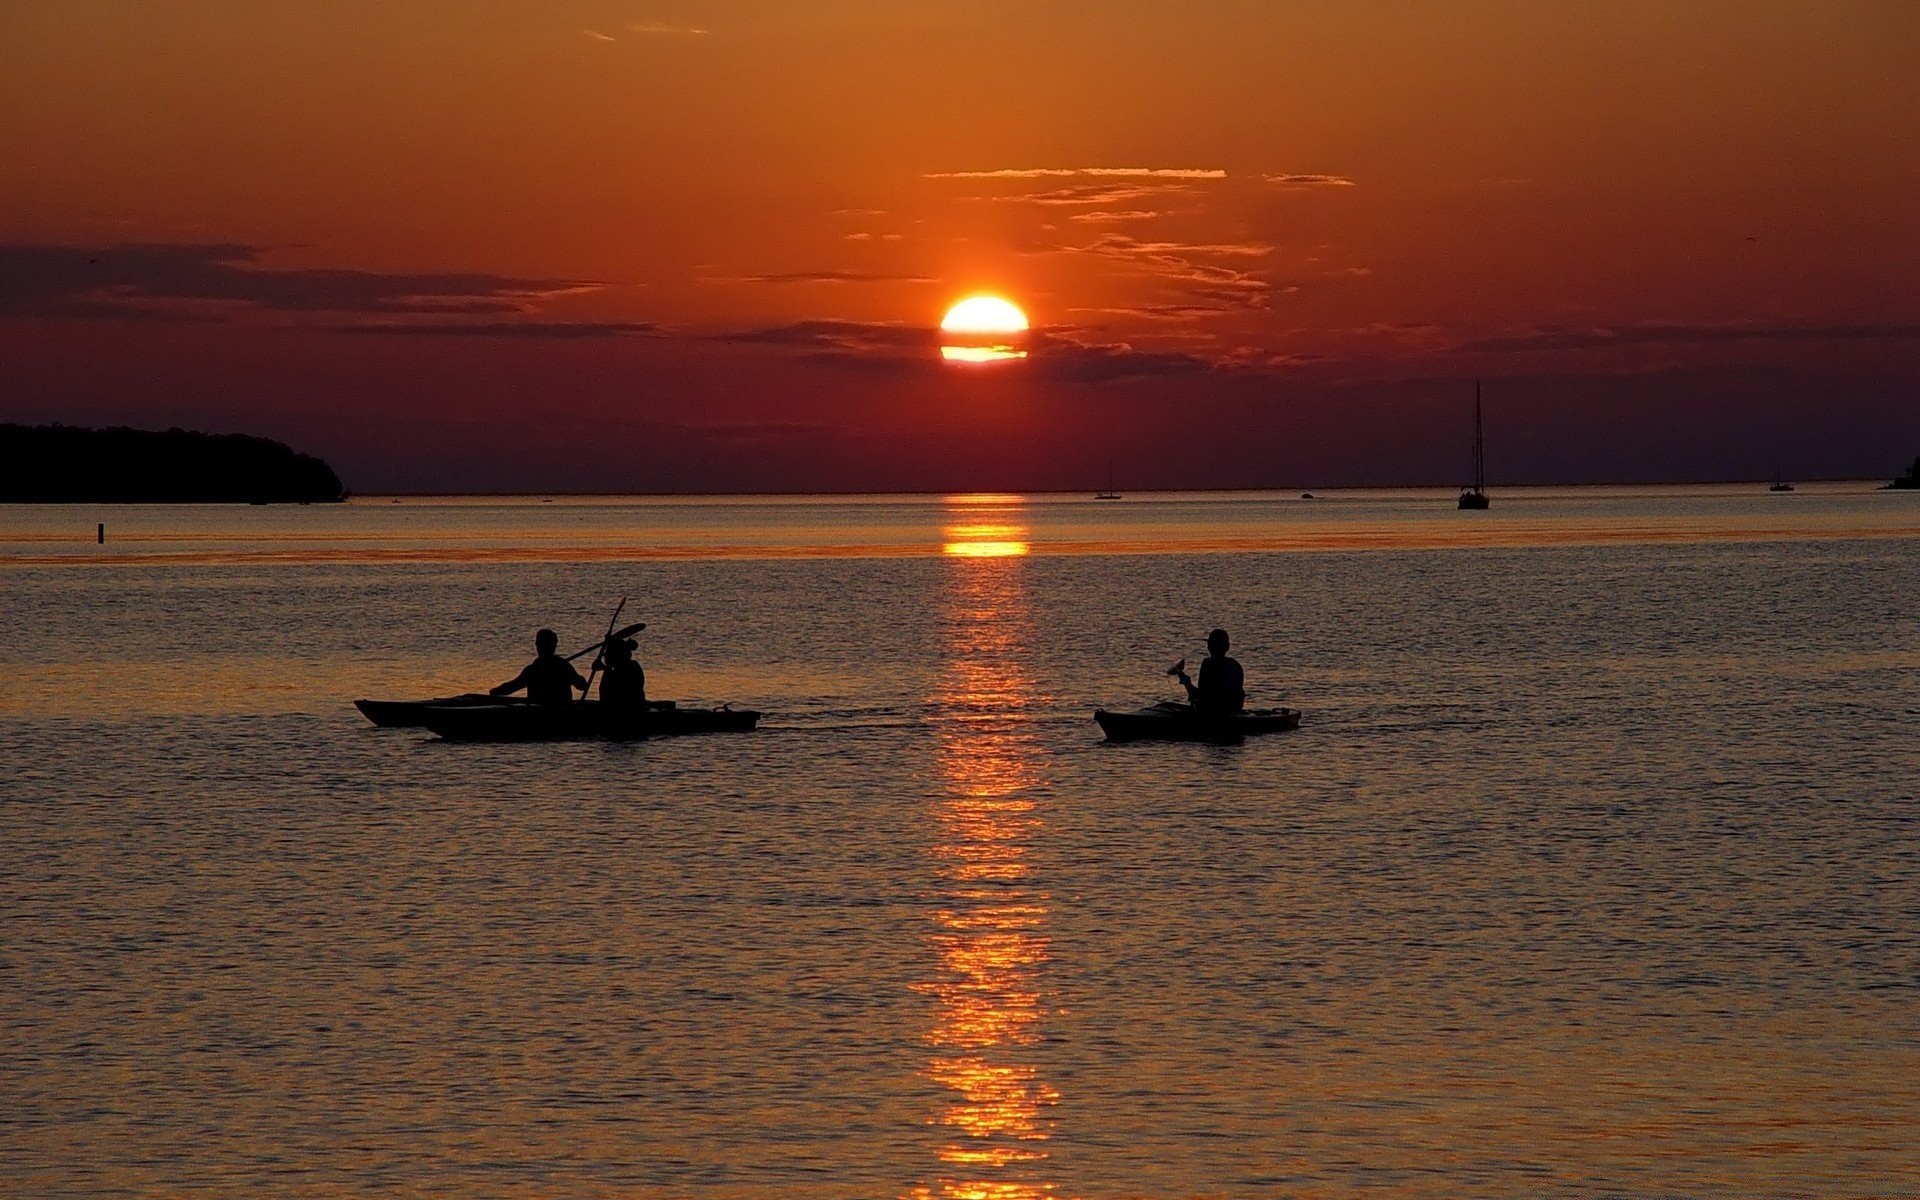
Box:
[1473,381,1485,493]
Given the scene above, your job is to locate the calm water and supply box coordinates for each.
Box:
[4,488,1918,1197]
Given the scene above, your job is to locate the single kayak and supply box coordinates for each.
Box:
[354,693,533,728]
[1093,701,1301,743]
[419,700,759,743]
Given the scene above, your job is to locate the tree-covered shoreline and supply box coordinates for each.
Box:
[0,424,346,502]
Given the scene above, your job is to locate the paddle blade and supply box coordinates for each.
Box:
[565,622,647,662]
[1166,658,1186,677]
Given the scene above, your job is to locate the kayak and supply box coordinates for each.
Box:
[354,693,533,728]
[1093,701,1301,743]
[419,700,759,743]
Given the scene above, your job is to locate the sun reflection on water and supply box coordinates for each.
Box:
[942,496,1032,557]
[909,505,1058,1200]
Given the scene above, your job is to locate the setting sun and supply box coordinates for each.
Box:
[940,296,1029,335]
[940,296,1029,364]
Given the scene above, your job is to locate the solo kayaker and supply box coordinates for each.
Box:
[1175,628,1245,716]
[490,628,588,706]
[598,636,647,709]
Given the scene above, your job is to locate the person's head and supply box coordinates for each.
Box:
[535,628,558,655]
[605,637,633,663]
[1207,628,1230,657]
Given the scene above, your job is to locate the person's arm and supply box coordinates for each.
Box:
[569,662,589,693]
[490,665,531,697]
[1178,661,1203,706]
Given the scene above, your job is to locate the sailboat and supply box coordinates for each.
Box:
[1094,460,1121,500]
[1768,467,1795,493]
[1457,381,1490,510]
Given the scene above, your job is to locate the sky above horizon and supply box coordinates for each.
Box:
[3,1,1917,492]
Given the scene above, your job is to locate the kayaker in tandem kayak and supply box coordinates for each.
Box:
[595,635,647,708]
[490,628,588,706]
[1173,628,1245,716]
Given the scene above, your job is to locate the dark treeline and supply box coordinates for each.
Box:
[0,424,346,502]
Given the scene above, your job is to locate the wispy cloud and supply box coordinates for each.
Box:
[709,320,936,352]
[333,321,659,338]
[1037,235,1277,309]
[927,167,1227,180]
[1263,173,1356,188]
[707,270,936,286]
[705,319,1232,382]
[1067,303,1235,322]
[985,182,1197,207]
[582,28,618,42]
[1069,210,1161,224]
[0,242,599,320]
[1457,322,1920,354]
[630,20,709,35]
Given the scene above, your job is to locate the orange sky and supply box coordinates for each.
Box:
[3,1,1916,491]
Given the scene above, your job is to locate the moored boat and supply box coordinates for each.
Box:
[1457,380,1491,510]
[419,700,759,742]
[1093,701,1301,743]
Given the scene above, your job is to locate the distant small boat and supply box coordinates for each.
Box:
[1458,381,1490,510]
[1094,701,1301,744]
[1094,461,1121,500]
[1768,481,1795,493]
[1887,455,1920,490]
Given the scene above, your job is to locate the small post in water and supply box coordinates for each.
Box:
[97,522,105,545]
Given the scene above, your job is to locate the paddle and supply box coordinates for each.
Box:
[566,622,645,663]
[581,596,627,700]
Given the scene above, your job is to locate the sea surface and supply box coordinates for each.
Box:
[4,486,1918,1198]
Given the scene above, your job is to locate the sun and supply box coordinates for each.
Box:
[939,295,1029,363]
[940,295,1029,335]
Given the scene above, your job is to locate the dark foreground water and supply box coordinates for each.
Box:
[4,488,1918,1197]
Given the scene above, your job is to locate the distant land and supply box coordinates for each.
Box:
[0,424,346,503]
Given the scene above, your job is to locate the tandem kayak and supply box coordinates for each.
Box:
[354,693,534,728]
[419,700,759,743]
[1093,701,1301,743]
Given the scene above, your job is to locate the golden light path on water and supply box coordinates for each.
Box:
[941,494,1031,558]
[911,495,1057,1200]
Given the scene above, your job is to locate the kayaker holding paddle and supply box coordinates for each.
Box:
[490,628,589,706]
[1173,628,1246,716]
[597,636,647,709]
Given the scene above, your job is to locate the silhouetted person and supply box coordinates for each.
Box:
[491,628,587,706]
[598,636,647,709]
[1176,628,1245,716]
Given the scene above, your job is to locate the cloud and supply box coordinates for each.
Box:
[926,167,1227,180]
[0,242,598,320]
[630,21,709,35]
[714,270,937,285]
[1263,173,1356,187]
[1066,303,1235,322]
[709,320,938,352]
[705,319,1226,382]
[987,183,1197,207]
[1457,322,1920,354]
[1069,210,1161,224]
[1055,235,1277,309]
[332,321,659,338]
[582,28,617,42]
[1027,332,1220,381]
